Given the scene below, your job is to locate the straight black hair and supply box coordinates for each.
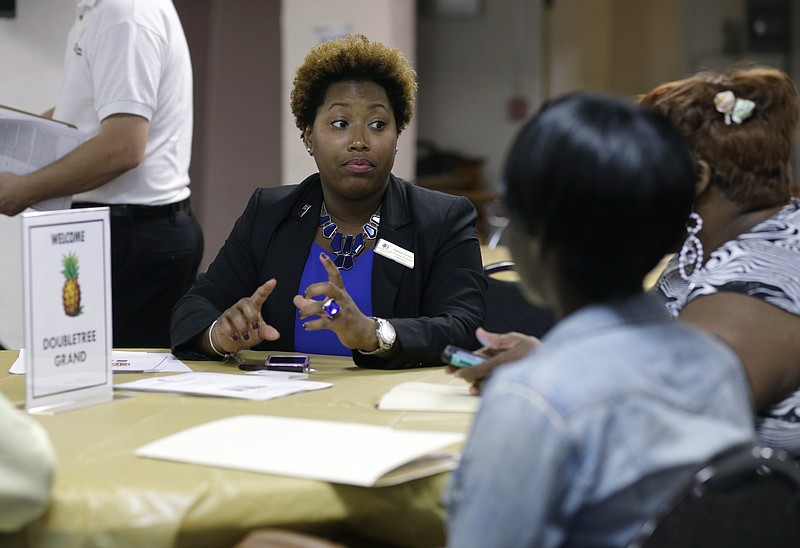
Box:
[503,92,696,301]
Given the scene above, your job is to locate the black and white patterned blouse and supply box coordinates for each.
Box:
[656,198,800,454]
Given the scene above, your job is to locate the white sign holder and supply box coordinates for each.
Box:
[22,207,113,414]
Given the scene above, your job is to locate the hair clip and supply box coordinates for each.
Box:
[714,90,755,125]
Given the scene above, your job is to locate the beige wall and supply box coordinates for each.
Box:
[415,0,686,192]
[0,1,72,112]
[545,0,616,96]
[609,0,684,97]
[417,0,543,193]
[175,0,282,273]
[0,0,74,348]
[545,0,683,99]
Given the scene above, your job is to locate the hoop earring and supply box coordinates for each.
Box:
[678,211,704,281]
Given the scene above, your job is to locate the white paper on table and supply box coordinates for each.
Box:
[9,349,192,374]
[377,382,480,413]
[244,369,310,381]
[136,415,464,487]
[114,372,331,401]
[110,352,192,373]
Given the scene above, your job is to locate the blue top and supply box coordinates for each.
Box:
[294,242,373,356]
[445,293,755,548]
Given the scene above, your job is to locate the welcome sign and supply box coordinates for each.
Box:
[22,207,113,413]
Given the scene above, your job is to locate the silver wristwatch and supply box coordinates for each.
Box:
[359,317,396,355]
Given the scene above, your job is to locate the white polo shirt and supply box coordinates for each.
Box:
[54,0,193,205]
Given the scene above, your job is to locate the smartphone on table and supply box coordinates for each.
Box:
[441,345,486,368]
[238,354,311,373]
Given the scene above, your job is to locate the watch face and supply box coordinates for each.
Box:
[378,319,396,345]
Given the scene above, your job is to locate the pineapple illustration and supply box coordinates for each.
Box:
[61,252,82,316]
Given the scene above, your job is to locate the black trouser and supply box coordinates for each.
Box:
[74,200,204,348]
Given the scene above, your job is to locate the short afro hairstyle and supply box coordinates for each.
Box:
[291,34,417,139]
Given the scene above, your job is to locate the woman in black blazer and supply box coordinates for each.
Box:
[171,34,486,369]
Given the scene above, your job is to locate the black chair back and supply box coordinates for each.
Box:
[630,444,800,548]
[483,261,555,338]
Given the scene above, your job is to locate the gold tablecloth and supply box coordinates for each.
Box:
[0,350,474,548]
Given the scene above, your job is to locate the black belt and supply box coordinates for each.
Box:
[72,198,190,219]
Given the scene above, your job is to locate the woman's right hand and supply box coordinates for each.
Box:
[206,279,281,355]
[447,327,541,395]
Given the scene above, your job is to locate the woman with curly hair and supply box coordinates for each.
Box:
[171,34,486,369]
[639,66,800,454]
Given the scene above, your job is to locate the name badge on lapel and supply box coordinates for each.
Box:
[374,238,414,269]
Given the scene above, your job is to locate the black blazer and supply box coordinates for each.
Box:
[171,173,487,369]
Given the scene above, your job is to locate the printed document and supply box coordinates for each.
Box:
[0,105,84,210]
[115,371,332,401]
[10,349,192,374]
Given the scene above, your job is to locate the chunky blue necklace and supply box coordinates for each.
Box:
[319,202,380,270]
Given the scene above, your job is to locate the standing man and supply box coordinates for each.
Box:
[0,0,203,348]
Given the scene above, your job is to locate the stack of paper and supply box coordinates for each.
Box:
[115,372,331,401]
[136,415,464,487]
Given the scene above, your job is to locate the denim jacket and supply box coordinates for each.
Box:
[446,293,755,548]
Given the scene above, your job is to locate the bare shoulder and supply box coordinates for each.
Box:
[681,291,800,410]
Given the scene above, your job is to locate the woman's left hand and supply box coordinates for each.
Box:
[293,253,377,350]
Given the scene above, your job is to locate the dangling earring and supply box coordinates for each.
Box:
[678,211,704,281]
[306,147,313,156]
